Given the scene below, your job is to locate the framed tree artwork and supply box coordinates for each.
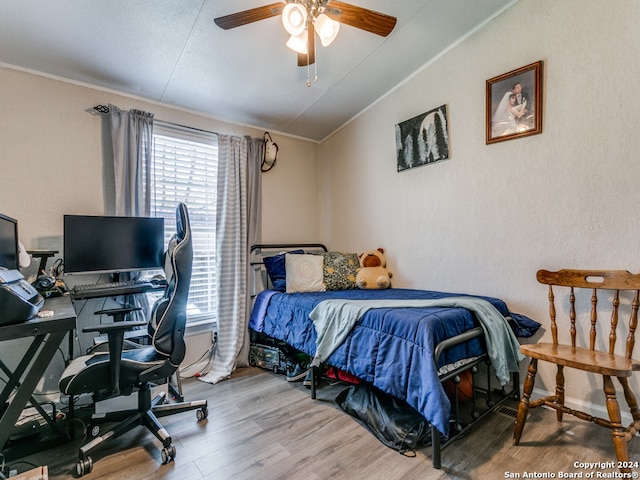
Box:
[486,61,543,144]
[395,104,450,172]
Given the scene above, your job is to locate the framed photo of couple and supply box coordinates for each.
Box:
[486,60,543,144]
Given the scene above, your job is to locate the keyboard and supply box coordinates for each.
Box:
[72,280,159,300]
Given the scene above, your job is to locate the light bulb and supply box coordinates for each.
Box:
[286,32,308,54]
[314,13,340,47]
[282,3,307,36]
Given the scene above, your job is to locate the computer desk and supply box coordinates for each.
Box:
[0,295,76,453]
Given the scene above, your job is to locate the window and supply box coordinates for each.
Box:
[150,122,218,325]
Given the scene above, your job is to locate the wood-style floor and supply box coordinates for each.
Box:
[8,367,640,479]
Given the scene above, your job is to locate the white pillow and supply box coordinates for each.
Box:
[285,254,326,293]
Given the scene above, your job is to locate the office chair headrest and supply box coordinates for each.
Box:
[175,203,189,242]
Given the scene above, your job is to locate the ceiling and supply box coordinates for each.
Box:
[0,0,515,142]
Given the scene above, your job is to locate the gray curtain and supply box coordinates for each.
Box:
[108,104,154,217]
[106,105,154,320]
[200,134,263,384]
[242,136,264,365]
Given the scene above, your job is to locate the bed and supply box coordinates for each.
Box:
[248,244,538,468]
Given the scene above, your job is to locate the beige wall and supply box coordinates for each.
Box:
[0,67,320,254]
[318,0,640,419]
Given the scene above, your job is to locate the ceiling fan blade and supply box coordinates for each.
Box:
[324,1,397,37]
[214,2,284,30]
[298,23,316,67]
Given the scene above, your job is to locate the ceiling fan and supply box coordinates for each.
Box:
[214,1,397,70]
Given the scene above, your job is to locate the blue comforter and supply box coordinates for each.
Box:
[249,288,518,436]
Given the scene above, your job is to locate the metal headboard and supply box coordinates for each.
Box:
[250,243,328,297]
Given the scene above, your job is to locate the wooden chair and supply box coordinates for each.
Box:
[513,269,640,473]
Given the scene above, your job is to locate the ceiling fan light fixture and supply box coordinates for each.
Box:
[282,3,307,36]
[314,13,340,47]
[214,2,398,86]
[286,32,308,54]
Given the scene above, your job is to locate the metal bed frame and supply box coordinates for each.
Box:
[250,243,520,469]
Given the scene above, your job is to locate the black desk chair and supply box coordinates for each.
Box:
[59,203,208,477]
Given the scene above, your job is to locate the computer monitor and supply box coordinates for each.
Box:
[63,215,164,275]
[0,213,19,270]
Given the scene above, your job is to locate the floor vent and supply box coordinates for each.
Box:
[496,405,518,418]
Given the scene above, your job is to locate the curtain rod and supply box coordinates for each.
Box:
[90,105,216,136]
[92,104,110,114]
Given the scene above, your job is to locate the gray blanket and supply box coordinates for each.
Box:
[308,296,524,385]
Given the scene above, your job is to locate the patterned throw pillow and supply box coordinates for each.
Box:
[322,252,359,290]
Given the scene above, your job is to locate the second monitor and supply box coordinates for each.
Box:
[63,215,164,276]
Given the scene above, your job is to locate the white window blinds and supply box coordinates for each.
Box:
[151,123,218,325]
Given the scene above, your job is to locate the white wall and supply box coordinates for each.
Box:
[319,0,640,417]
[0,67,320,390]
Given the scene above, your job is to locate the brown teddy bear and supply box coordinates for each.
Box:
[356,248,392,289]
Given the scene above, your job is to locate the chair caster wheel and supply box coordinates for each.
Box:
[76,456,93,477]
[196,407,208,421]
[161,444,176,464]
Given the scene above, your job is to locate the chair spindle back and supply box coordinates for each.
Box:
[536,269,640,359]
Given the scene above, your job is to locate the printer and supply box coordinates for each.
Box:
[0,269,44,325]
